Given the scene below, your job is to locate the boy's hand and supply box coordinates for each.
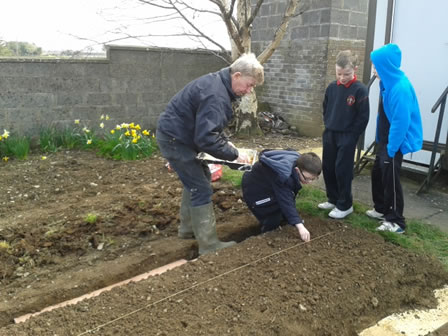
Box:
[295,223,310,242]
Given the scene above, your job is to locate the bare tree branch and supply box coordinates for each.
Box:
[165,0,228,52]
[210,0,244,55]
[246,0,264,28]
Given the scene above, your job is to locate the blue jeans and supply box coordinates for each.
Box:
[156,131,212,207]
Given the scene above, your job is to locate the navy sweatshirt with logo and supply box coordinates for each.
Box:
[323,77,369,137]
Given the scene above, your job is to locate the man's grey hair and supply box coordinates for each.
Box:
[230,53,264,85]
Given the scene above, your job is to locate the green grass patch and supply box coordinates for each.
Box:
[221,166,244,187]
[0,134,31,159]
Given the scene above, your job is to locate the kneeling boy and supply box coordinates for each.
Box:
[242,150,321,241]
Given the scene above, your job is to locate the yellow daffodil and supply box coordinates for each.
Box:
[100,114,105,120]
[120,123,129,128]
[131,129,137,137]
[100,122,104,129]
[87,139,92,145]
[124,131,130,136]
[115,125,121,130]
[152,134,155,138]
[129,122,135,129]
[135,124,141,130]
[110,129,115,134]
[132,138,138,144]
[2,156,9,162]
[2,129,10,139]
[0,136,2,141]
[142,130,149,136]
[105,115,110,120]
[74,119,80,124]
[41,156,47,160]
[82,127,90,133]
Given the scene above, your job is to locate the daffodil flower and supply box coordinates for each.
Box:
[2,156,9,162]
[115,125,121,130]
[74,119,80,124]
[100,122,104,129]
[110,129,115,134]
[129,122,135,129]
[82,127,90,133]
[142,130,150,136]
[135,124,141,130]
[132,138,138,144]
[0,136,2,141]
[87,139,92,145]
[41,156,47,160]
[124,131,130,136]
[100,114,105,120]
[105,115,110,120]
[131,129,137,137]
[2,129,10,139]
[121,123,129,128]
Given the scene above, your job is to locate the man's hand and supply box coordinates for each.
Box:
[236,152,250,164]
[295,223,310,242]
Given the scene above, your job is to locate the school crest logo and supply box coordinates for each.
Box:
[347,95,356,106]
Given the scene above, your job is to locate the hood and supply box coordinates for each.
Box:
[371,44,405,91]
[260,150,299,184]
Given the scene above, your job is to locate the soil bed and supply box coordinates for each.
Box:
[0,134,447,335]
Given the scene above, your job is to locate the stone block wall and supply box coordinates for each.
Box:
[252,0,369,136]
[0,46,227,136]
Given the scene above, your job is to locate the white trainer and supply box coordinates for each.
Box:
[328,206,353,219]
[376,221,405,234]
[318,201,336,210]
[366,209,384,220]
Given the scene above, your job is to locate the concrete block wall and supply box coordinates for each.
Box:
[0,46,227,136]
[252,0,369,137]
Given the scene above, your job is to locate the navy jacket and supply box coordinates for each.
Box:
[242,150,303,225]
[157,67,239,161]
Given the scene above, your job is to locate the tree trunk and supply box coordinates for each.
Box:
[233,91,263,138]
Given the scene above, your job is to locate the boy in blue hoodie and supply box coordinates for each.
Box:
[367,44,423,233]
[242,150,321,241]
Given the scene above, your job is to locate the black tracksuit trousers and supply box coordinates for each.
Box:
[322,130,358,211]
[371,143,405,228]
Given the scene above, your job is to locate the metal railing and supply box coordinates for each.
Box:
[417,85,448,194]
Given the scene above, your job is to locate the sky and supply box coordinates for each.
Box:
[1,0,229,53]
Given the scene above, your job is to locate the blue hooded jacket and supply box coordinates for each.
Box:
[242,150,303,226]
[370,44,423,158]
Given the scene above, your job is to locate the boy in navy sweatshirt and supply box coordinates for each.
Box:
[242,150,321,241]
[318,50,370,218]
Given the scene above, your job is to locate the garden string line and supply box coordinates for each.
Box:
[77,228,344,335]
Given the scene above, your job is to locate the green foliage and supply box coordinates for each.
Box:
[297,185,448,269]
[96,123,158,160]
[39,126,93,152]
[221,166,244,187]
[0,134,31,160]
[84,213,98,224]
[0,41,42,57]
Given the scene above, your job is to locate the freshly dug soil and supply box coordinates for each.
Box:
[0,134,447,335]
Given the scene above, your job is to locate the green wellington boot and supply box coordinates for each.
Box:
[178,189,194,239]
[191,202,236,255]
